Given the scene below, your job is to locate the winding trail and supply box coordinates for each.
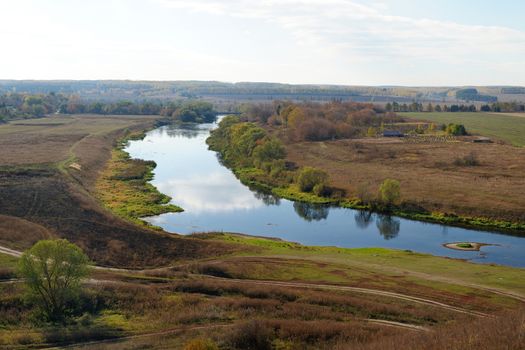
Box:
[41,323,233,350]
[202,276,489,318]
[0,245,22,258]
[1,244,520,319]
[37,318,429,350]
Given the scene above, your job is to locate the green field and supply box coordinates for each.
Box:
[401,112,525,147]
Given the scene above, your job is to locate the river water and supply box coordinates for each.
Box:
[125,120,525,267]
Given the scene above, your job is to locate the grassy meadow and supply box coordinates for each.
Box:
[0,114,524,349]
[1,232,524,349]
[401,112,525,147]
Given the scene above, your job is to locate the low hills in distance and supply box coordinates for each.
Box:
[1,80,524,104]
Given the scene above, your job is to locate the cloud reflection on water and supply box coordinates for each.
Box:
[155,171,265,213]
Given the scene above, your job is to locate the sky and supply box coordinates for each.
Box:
[1,0,524,86]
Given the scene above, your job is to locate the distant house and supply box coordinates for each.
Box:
[383,130,404,137]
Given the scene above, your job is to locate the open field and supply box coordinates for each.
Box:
[0,116,524,349]
[0,115,235,268]
[400,112,525,147]
[285,136,525,224]
[1,232,524,349]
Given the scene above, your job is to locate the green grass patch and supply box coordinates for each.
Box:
[204,233,525,296]
[272,185,338,204]
[401,112,525,146]
[96,133,183,226]
[457,243,473,249]
[0,253,18,269]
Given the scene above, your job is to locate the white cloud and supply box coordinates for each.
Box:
[1,0,523,84]
[155,172,264,213]
[156,0,525,68]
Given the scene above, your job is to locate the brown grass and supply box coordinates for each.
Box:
[0,115,239,267]
[348,306,525,350]
[0,214,54,250]
[284,138,525,223]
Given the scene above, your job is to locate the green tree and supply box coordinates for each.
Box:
[17,239,91,323]
[297,167,328,193]
[253,138,286,163]
[367,127,377,137]
[445,123,467,136]
[379,179,400,206]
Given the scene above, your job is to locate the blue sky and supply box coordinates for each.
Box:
[1,0,524,85]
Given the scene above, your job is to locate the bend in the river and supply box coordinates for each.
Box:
[124,119,525,267]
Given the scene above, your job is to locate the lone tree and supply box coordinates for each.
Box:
[379,179,401,207]
[17,239,90,323]
[297,166,329,193]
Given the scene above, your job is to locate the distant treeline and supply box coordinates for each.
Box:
[455,88,497,103]
[386,101,525,113]
[5,80,524,105]
[0,92,217,123]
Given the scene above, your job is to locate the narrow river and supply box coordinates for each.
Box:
[125,120,525,267]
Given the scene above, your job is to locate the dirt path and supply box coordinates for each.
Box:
[37,318,429,350]
[41,323,234,350]
[203,276,489,318]
[255,254,525,303]
[0,245,22,258]
[365,319,429,332]
[1,244,519,314]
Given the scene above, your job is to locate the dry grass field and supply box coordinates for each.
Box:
[2,232,524,349]
[0,115,235,267]
[0,115,523,349]
[285,137,525,223]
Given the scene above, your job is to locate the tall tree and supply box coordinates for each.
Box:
[18,239,91,323]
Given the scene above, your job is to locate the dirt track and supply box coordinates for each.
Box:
[0,244,492,318]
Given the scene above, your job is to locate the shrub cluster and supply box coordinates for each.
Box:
[240,100,400,142]
[445,123,467,136]
[207,117,333,197]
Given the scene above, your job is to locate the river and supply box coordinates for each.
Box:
[125,120,525,267]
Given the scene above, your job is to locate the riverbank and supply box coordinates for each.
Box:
[95,130,183,227]
[232,165,525,234]
[206,120,525,235]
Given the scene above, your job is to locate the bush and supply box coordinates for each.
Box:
[297,167,329,193]
[313,183,331,197]
[453,152,479,166]
[253,138,286,163]
[445,123,467,136]
[294,118,337,141]
[457,243,473,248]
[227,320,273,350]
[379,179,400,207]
